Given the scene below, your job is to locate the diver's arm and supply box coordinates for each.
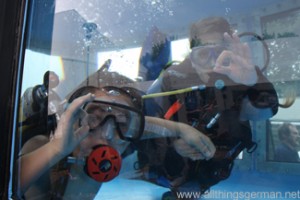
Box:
[18,136,68,195]
[19,124,89,195]
[142,116,181,138]
[18,93,94,195]
[142,116,216,160]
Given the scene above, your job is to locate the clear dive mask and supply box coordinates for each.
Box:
[82,98,145,142]
[190,45,227,69]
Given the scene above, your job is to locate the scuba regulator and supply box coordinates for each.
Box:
[66,145,122,182]
[85,145,122,182]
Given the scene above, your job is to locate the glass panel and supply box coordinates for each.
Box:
[267,120,300,162]
[15,0,300,199]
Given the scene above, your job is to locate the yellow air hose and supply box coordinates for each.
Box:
[142,85,206,99]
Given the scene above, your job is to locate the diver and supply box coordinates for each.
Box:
[275,123,300,162]
[139,16,280,198]
[17,84,216,199]
[19,71,61,146]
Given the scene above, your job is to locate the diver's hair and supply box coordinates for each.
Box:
[278,88,296,108]
[278,122,293,141]
[279,98,295,108]
[189,16,232,48]
[68,86,101,103]
[44,71,59,86]
[68,85,143,111]
[104,86,144,111]
[95,71,134,88]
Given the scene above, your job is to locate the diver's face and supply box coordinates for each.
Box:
[190,31,226,78]
[73,91,131,157]
[288,125,300,147]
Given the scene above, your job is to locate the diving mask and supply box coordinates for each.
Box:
[190,45,227,69]
[82,98,145,141]
[73,98,144,182]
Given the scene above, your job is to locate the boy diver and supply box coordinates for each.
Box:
[140,17,279,197]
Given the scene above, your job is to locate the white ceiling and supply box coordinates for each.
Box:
[53,0,285,49]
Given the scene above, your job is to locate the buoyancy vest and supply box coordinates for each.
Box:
[138,60,278,194]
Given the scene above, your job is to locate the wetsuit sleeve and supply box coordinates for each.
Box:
[19,135,52,199]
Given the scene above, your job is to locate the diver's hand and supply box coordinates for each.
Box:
[51,93,94,157]
[175,125,216,160]
[214,32,258,86]
[174,139,205,160]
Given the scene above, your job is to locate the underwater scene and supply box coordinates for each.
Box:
[16,0,300,199]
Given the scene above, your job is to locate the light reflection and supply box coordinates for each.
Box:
[22,50,65,94]
[50,56,65,81]
[98,47,141,80]
[96,38,191,81]
[170,38,190,61]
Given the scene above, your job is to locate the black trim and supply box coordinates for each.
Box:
[0,0,27,199]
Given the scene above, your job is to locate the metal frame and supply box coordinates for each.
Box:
[0,0,27,199]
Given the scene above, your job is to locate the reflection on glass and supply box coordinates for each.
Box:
[16,0,300,200]
[98,47,141,80]
[262,8,300,99]
[268,121,300,163]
